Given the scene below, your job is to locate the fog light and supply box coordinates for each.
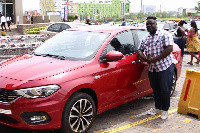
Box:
[30,115,47,121]
[21,112,51,125]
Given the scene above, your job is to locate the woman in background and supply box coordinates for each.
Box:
[73,16,80,23]
[186,20,200,65]
[176,20,188,57]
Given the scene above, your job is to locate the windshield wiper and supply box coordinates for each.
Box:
[33,52,66,60]
[53,55,66,60]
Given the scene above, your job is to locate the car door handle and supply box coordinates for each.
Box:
[132,60,141,64]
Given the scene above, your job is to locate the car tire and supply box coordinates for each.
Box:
[171,72,177,97]
[61,92,96,133]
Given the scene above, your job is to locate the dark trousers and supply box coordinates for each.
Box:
[1,22,6,31]
[148,64,174,111]
[176,38,187,57]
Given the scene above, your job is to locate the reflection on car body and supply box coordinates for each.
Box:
[0,26,182,133]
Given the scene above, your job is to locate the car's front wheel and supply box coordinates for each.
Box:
[61,92,96,133]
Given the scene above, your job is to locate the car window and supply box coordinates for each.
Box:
[163,23,170,30]
[105,30,135,56]
[136,30,148,43]
[47,23,62,32]
[170,23,177,29]
[157,22,165,29]
[34,31,109,61]
[61,24,71,31]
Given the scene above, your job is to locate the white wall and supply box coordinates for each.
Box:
[22,0,40,15]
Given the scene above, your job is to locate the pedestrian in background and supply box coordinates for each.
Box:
[11,13,14,24]
[1,15,6,31]
[26,12,30,23]
[186,20,200,65]
[95,20,100,25]
[175,20,188,57]
[73,16,80,23]
[137,16,174,119]
[6,14,11,31]
[85,19,92,25]
[0,12,2,24]
[121,17,126,26]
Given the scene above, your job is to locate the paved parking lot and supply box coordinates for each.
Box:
[0,54,200,133]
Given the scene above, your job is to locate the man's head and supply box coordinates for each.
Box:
[146,16,157,35]
[110,38,121,49]
[75,16,78,19]
[86,19,90,23]
[178,20,187,26]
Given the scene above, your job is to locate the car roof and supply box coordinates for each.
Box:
[50,22,88,27]
[67,25,146,33]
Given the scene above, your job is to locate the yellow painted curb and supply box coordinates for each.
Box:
[101,108,177,133]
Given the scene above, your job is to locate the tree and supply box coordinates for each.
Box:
[177,13,183,18]
[137,12,144,21]
[125,13,136,20]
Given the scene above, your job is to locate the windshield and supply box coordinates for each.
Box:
[34,31,109,61]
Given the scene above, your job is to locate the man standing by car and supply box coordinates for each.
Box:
[137,16,175,119]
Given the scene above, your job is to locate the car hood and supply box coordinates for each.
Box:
[0,54,87,82]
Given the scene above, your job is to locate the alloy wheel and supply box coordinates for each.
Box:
[69,99,94,132]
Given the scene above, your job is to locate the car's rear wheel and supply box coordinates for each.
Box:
[61,92,96,133]
[171,72,177,96]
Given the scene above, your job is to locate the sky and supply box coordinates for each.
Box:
[22,0,40,12]
[130,0,199,12]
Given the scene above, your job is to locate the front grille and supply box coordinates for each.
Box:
[0,114,18,124]
[0,89,21,104]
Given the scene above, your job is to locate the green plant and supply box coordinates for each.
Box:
[26,26,47,34]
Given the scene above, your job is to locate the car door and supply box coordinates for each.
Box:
[99,30,150,107]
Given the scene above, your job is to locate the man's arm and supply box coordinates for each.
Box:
[150,45,173,63]
[137,49,151,62]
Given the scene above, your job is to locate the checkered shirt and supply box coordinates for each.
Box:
[138,29,174,72]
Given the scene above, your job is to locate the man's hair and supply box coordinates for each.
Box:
[146,16,157,20]
[86,19,90,23]
[110,38,121,47]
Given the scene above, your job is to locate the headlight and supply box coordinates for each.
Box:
[14,85,60,99]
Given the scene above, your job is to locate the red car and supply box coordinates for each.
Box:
[0,26,182,133]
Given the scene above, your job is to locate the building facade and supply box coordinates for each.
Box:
[0,0,14,17]
[0,0,40,24]
[76,0,122,20]
[39,0,129,20]
[40,0,55,15]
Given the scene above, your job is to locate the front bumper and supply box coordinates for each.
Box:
[0,92,66,130]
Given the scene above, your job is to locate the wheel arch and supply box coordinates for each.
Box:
[76,88,98,111]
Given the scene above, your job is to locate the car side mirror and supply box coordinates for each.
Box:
[100,50,123,63]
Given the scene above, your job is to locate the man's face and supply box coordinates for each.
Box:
[146,19,157,34]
